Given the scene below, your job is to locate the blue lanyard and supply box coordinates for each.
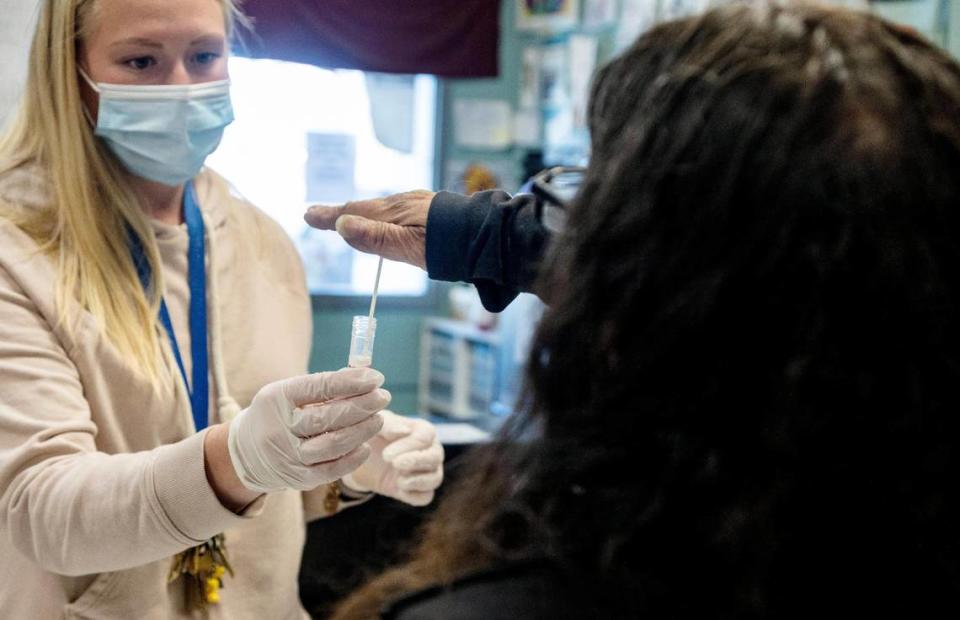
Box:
[129,181,209,431]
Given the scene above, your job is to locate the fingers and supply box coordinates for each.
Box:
[395,489,436,507]
[396,468,444,493]
[334,216,427,269]
[297,412,384,464]
[303,204,344,230]
[381,419,438,462]
[392,462,443,506]
[376,410,415,440]
[281,368,385,407]
[380,415,444,506]
[290,389,391,437]
[392,442,444,473]
[305,196,393,229]
[329,412,445,505]
[307,444,372,485]
[304,191,432,269]
[304,190,434,230]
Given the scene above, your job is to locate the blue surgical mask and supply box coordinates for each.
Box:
[80,69,234,186]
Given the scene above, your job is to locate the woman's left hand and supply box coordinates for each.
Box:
[342,411,444,506]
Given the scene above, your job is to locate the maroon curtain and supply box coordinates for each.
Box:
[236,0,501,78]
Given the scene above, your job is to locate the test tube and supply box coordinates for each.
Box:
[348,315,377,368]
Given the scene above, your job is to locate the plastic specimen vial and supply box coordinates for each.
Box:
[348,316,377,368]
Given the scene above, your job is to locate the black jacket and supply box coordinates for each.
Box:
[425,191,549,312]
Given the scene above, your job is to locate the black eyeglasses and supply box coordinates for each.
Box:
[530,166,585,233]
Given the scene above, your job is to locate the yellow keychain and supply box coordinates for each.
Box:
[168,534,234,610]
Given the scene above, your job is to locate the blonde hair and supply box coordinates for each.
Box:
[0,0,243,386]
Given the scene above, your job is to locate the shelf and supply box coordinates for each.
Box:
[419,317,502,422]
[425,318,500,346]
[423,398,455,415]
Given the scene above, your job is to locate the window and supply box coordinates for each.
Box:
[208,58,437,296]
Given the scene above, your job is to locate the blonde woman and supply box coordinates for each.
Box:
[0,0,444,617]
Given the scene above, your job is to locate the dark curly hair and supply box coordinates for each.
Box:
[335,2,960,617]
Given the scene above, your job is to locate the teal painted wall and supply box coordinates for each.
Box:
[440,0,526,191]
[308,300,447,415]
[439,0,619,191]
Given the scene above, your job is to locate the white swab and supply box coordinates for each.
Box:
[349,257,384,368]
[368,257,384,323]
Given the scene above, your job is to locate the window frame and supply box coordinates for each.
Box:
[307,78,448,308]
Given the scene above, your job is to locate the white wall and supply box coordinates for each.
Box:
[0,0,40,125]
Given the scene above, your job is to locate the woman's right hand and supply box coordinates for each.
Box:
[205,368,389,510]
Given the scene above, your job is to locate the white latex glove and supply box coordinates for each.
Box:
[343,410,445,506]
[228,368,390,494]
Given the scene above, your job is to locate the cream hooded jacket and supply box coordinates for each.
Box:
[0,164,340,619]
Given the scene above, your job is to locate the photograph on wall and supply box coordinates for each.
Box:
[516,0,581,32]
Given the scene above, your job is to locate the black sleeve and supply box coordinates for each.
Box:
[425,190,549,312]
